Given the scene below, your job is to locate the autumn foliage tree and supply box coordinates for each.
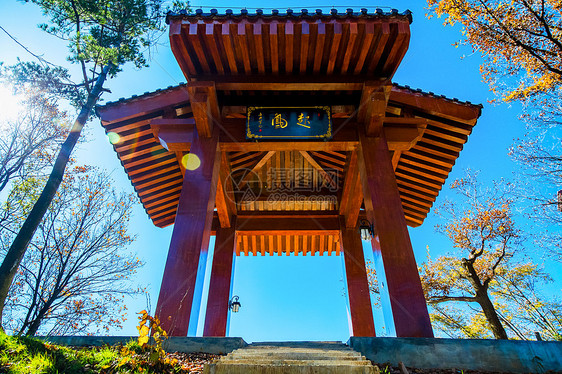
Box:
[427,0,562,101]
[419,173,562,340]
[426,0,562,261]
[0,0,167,328]
[0,167,142,336]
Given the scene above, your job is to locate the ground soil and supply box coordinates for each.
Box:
[162,352,220,373]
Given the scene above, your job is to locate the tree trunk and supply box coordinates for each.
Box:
[24,303,49,336]
[475,287,508,339]
[463,258,508,339]
[0,64,111,330]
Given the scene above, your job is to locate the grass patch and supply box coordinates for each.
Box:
[0,331,193,373]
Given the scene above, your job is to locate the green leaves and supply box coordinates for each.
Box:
[26,0,166,85]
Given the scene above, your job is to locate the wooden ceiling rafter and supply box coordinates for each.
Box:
[299,151,337,190]
[238,150,276,188]
[98,80,481,229]
[167,14,411,80]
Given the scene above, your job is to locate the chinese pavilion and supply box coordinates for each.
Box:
[97,8,482,338]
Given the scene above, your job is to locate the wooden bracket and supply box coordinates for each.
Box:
[150,118,195,152]
[339,150,363,228]
[383,118,427,151]
[216,151,237,228]
[187,82,220,138]
[358,81,392,134]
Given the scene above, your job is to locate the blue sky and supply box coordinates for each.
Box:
[1,0,558,342]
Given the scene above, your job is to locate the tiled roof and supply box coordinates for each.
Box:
[98,83,188,109]
[166,8,413,24]
[99,83,481,110]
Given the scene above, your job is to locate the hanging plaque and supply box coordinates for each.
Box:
[246,106,332,140]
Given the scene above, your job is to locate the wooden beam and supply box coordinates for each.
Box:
[176,151,186,177]
[384,122,426,151]
[169,20,195,80]
[216,151,237,228]
[299,151,336,189]
[217,82,363,91]
[221,141,357,152]
[339,150,363,228]
[150,118,195,152]
[358,81,384,123]
[239,151,276,188]
[188,91,211,138]
[391,151,401,171]
[233,217,339,235]
[364,83,392,136]
[234,210,346,218]
[187,82,220,138]
[215,176,231,228]
[390,86,482,126]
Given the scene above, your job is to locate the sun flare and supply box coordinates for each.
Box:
[0,85,23,124]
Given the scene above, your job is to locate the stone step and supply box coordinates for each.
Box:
[238,347,356,352]
[225,352,365,361]
[205,362,377,374]
[238,347,357,353]
[204,342,378,374]
[217,359,372,366]
[247,341,349,349]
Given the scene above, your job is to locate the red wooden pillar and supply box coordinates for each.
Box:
[203,221,237,336]
[155,128,220,336]
[357,130,434,338]
[340,217,376,336]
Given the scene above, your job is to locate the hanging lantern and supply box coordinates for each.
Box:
[229,295,241,313]
[358,219,374,241]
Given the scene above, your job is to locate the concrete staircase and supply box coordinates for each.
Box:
[204,341,378,373]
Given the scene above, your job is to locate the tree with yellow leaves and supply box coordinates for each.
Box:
[427,1,562,263]
[418,172,562,340]
[427,0,562,101]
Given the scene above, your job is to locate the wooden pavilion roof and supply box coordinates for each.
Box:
[97,9,482,256]
[166,8,412,80]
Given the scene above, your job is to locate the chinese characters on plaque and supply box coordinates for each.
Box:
[246,107,332,140]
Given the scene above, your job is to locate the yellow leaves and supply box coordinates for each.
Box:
[427,0,562,101]
[138,334,149,346]
[505,71,561,101]
[164,357,179,366]
[136,310,168,361]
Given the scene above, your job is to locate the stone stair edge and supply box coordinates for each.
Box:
[205,341,377,374]
[217,359,371,365]
[227,352,364,358]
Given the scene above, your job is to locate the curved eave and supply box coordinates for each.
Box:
[97,84,481,229]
